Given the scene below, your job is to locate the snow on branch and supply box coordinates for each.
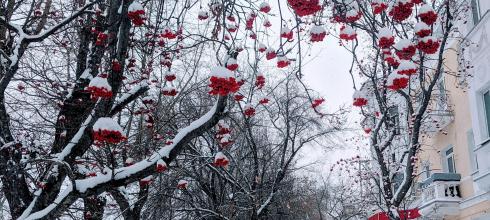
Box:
[0,141,14,150]
[75,96,227,193]
[110,81,149,116]
[20,182,73,220]
[0,17,23,34]
[24,1,101,43]
[176,208,230,220]
[0,49,11,64]
[18,107,97,219]
[256,192,274,215]
[57,106,97,161]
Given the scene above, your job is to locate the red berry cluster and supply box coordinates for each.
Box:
[112,60,122,72]
[234,93,244,101]
[161,28,176,39]
[277,57,290,68]
[155,159,167,173]
[259,3,271,13]
[389,2,413,22]
[244,105,256,117]
[198,11,209,20]
[87,78,112,100]
[246,13,256,30]
[416,29,431,38]
[208,76,240,96]
[378,36,395,49]
[395,45,416,60]
[280,28,293,40]
[311,98,325,109]
[398,69,417,76]
[226,58,239,71]
[93,129,126,144]
[95,32,108,46]
[417,38,440,54]
[310,31,326,42]
[255,75,266,89]
[259,97,269,105]
[177,180,188,189]
[353,98,368,107]
[384,55,400,68]
[419,10,438,25]
[128,9,145,26]
[387,77,409,90]
[266,49,277,60]
[213,152,230,167]
[371,2,388,15]
[287,0,322,17]
[216,121,233,148]
[162,87,178,96]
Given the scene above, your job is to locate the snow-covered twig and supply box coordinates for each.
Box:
[256,192,274,215]
[176,208,230,220]
[110,81,149,116]
[24,1,101,43]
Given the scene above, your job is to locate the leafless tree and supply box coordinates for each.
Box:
[0,0,345,219]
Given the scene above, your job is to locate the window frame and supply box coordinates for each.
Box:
[471,0,482,26]
[482,90,490,139]
[467,129,479,175]
[436,73,448,110]
[387,105,400,135]
[445,147,456,173]
[422,162,431,180]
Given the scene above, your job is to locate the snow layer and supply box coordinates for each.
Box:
[75,100,220,193]
[210,66,233,78]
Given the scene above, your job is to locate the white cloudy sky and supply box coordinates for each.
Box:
[262,4,366,178]
[298,37,366,178]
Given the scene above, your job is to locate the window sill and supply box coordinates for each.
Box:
[471,170,479,177]
[465,9,490,40]
[475,138,490,152]
[474,169,490,182]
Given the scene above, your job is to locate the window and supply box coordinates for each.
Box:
[388,106,400,135]
[445,147,456,173]
[393,172,403,192]
[416,91,424,104]
[423,163,431,179]
[471,0,481,25]
[437,74,447,109]
[483,91,490,138]
[467,129,479,173]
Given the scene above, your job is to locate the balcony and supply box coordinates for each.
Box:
[418,173,462,218]
[421,110,454,133]
[420,93,454,133]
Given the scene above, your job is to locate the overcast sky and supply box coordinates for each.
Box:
[297,36,367,179]
[257,2,365,179]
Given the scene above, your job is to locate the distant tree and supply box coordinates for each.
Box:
[134,72,342,220]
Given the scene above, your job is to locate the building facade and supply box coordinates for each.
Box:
[416,0,490,219]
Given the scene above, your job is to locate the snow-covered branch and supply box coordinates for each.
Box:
[24,1,100,43]
[76,96,226,193]
[110,81,150,116]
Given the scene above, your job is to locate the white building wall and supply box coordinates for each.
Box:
[465,0,490,192]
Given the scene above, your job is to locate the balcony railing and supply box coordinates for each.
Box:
[418,173,462,217]
[420,93,454,133]
[422,180,461,203]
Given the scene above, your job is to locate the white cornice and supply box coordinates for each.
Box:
[459,190,490,209]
